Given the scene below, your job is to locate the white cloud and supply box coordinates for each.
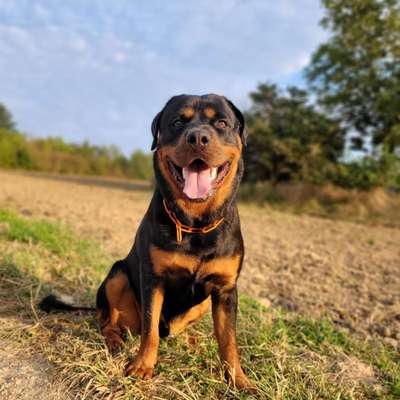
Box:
[69,36,87,52]
[0,0,18,13]
[33,3,52,21]
[113,51,127,64]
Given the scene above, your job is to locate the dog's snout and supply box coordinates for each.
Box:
[186,131,211,148]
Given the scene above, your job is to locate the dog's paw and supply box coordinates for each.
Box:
[125,357,154,379]
[104,332,124,354]
[226,370,257,393]
[234,374,257,393]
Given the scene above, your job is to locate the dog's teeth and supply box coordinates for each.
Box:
[182,167,188,181]
[210,168,217,180]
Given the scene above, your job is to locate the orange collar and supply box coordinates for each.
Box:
[163,199,224,242]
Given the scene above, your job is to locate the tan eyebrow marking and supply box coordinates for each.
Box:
[181,107,195,119]
[204,107,216,119]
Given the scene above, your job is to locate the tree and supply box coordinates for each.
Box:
[128,150,153,180]
[244,83,346,183]
[0,129,32,169]
[0,103,16,131]
[306,0,400,154]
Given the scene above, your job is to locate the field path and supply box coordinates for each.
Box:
[1,170,399,347]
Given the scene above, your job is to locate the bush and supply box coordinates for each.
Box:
[330,156,400,191]
[330,159,383,190]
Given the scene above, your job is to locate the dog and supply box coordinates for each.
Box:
[42,94,254,390]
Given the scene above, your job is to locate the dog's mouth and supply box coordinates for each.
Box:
[167,158,230,201]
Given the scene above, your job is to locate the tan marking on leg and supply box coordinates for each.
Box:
[169,296,211,335]
[100,272,141,351]
[213,301,240,368]
[126,285,164,379]
[212,295,255,391]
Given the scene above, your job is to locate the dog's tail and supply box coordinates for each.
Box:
[38,294,95,313]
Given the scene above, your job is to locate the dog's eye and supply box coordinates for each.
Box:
[215,120,228,129]
[172,119,184,128]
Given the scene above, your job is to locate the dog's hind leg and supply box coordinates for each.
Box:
[97,261,141,352]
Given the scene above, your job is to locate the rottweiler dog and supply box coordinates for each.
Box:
[96,94,253,389]
[43,94,253,390]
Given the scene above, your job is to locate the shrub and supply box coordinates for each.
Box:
[330,156,400,191]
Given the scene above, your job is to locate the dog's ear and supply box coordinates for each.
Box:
[224,97,247,146]
[151,95,183,150]
[151,111,163,151]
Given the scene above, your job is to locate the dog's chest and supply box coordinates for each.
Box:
[150,245,240,291]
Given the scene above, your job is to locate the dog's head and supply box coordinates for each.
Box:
[152,94,247,219]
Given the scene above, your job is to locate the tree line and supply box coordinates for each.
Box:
[1,0,399,189]
[0,113,153,181]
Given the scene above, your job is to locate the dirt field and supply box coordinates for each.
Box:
[0,170,399,346]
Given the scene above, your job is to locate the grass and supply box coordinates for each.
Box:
[0,209,91,256]
[0,209,399,399]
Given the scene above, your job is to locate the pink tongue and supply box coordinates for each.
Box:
[183,168,212,199]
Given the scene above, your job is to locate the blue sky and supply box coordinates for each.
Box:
[0,0,326,153]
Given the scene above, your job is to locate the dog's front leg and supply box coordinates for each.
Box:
[212,288,255,391]
[126,282,164,379]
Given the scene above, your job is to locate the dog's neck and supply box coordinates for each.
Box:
[162,198,225,242]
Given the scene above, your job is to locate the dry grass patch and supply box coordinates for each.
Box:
[239,182,400,228]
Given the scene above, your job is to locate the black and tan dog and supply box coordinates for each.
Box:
[42,94,254,390]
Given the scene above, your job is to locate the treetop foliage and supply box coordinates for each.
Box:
[0,103,16,131]
[244,83,346,183]
[306,0,400,154]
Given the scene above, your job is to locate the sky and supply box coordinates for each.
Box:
[0,0,327,154]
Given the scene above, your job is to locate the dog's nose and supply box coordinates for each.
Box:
[186,131,210,148]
